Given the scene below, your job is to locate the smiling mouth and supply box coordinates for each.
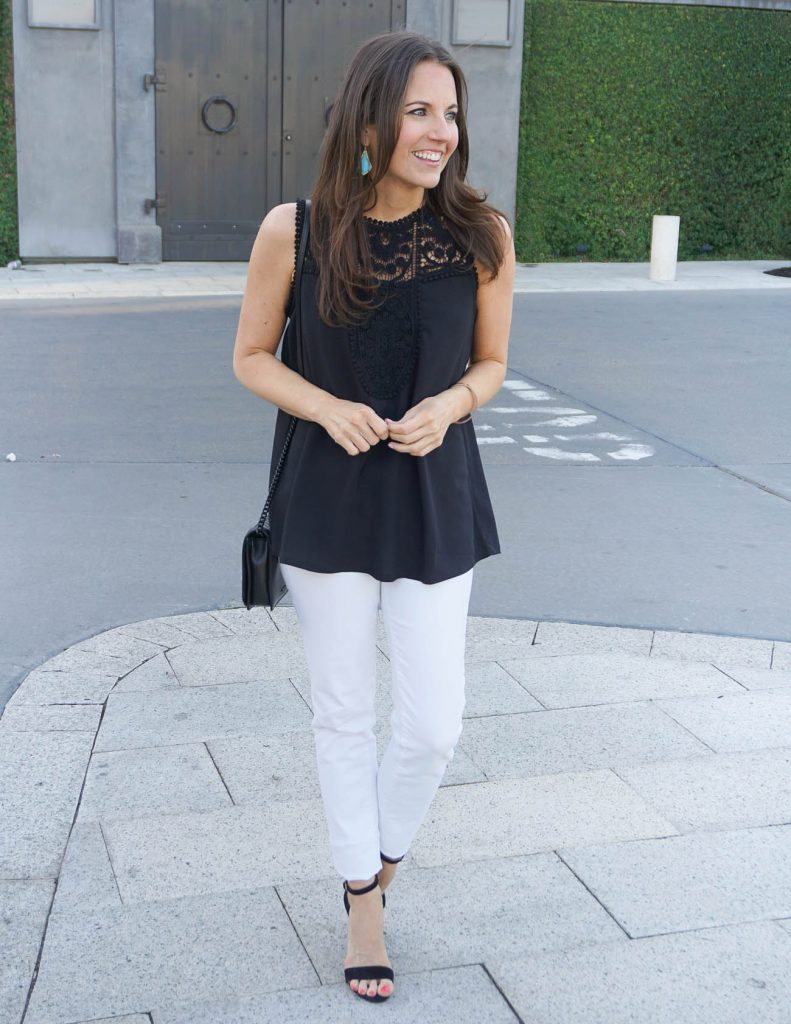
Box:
[412,151,443,165]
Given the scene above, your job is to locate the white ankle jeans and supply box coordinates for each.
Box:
[279,561,474,882]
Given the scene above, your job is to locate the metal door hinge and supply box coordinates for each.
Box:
[144,194,166,214]
[144,72,166,92]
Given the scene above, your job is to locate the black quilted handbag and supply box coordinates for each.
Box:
[242,198,311,609]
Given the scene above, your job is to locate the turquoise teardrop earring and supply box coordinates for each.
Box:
[360,145,372,175]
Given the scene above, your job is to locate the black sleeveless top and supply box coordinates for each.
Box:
[266,197,500,584]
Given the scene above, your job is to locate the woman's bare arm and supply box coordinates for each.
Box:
[232,203,389,455]
[454,213,515,417]
[232,202,336,423]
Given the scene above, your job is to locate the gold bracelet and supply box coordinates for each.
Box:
[451,381,478,424]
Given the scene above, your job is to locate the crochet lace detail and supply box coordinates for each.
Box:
[362,203,475,283]
[349,277,422,398]
[353,206,475,397]
[287,201,476,399]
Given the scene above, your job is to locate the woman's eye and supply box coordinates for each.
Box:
[410,108,457,121]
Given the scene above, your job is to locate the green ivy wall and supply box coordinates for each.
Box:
[516,0,791,261]
[0,0,18,266]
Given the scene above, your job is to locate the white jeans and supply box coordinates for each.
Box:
[279,561,475,882]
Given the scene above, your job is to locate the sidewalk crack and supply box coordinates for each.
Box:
[479,962,527,1022]
[273,886,323,985]
[20,697,112,1019]
[204,740,236,805]
[98,819,125,905]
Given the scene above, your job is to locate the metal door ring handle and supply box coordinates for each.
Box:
[201,95,237,134]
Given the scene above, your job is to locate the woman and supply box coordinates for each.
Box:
[232,29,514,1004]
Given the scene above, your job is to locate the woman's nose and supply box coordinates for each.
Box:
[428,118,453,143]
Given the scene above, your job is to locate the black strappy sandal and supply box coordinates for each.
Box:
[342,852,404,915]
[343,876,385,915]
[380,850,405,865]
[342,874,394,1002]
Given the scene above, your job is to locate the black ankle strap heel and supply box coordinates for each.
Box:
[343,873,386,915]
[344,875,381,895]
[379,851,405,864]
[342,873,394,1002]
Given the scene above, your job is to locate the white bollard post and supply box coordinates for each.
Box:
[649,215,680,282]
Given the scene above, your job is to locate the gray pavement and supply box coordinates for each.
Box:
[3,609,791,1023]
[1,258,791,1022]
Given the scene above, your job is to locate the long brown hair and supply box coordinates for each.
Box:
[309,30,510,328]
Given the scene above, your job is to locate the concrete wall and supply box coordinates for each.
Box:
[11,0,524,260]
[407,1,525,228]
[114,0,159,263]
[12,0,117,259]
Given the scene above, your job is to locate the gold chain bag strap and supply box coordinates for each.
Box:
[241,198,311,609]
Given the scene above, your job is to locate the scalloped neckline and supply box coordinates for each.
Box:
[362,204,426,228]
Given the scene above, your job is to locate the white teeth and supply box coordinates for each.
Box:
[414,151,441,162]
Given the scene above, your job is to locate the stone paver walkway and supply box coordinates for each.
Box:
[2,606,790,1023]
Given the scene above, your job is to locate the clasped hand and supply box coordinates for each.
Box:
[322,394,456,458]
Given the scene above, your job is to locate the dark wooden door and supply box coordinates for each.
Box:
[153,0,404,261]
[153,0,276,260]
[281,0,405,202]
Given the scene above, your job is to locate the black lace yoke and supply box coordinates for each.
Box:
[268,197,500,585]
[287,201,478,401]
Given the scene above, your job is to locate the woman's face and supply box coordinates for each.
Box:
[364,60,459,189]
